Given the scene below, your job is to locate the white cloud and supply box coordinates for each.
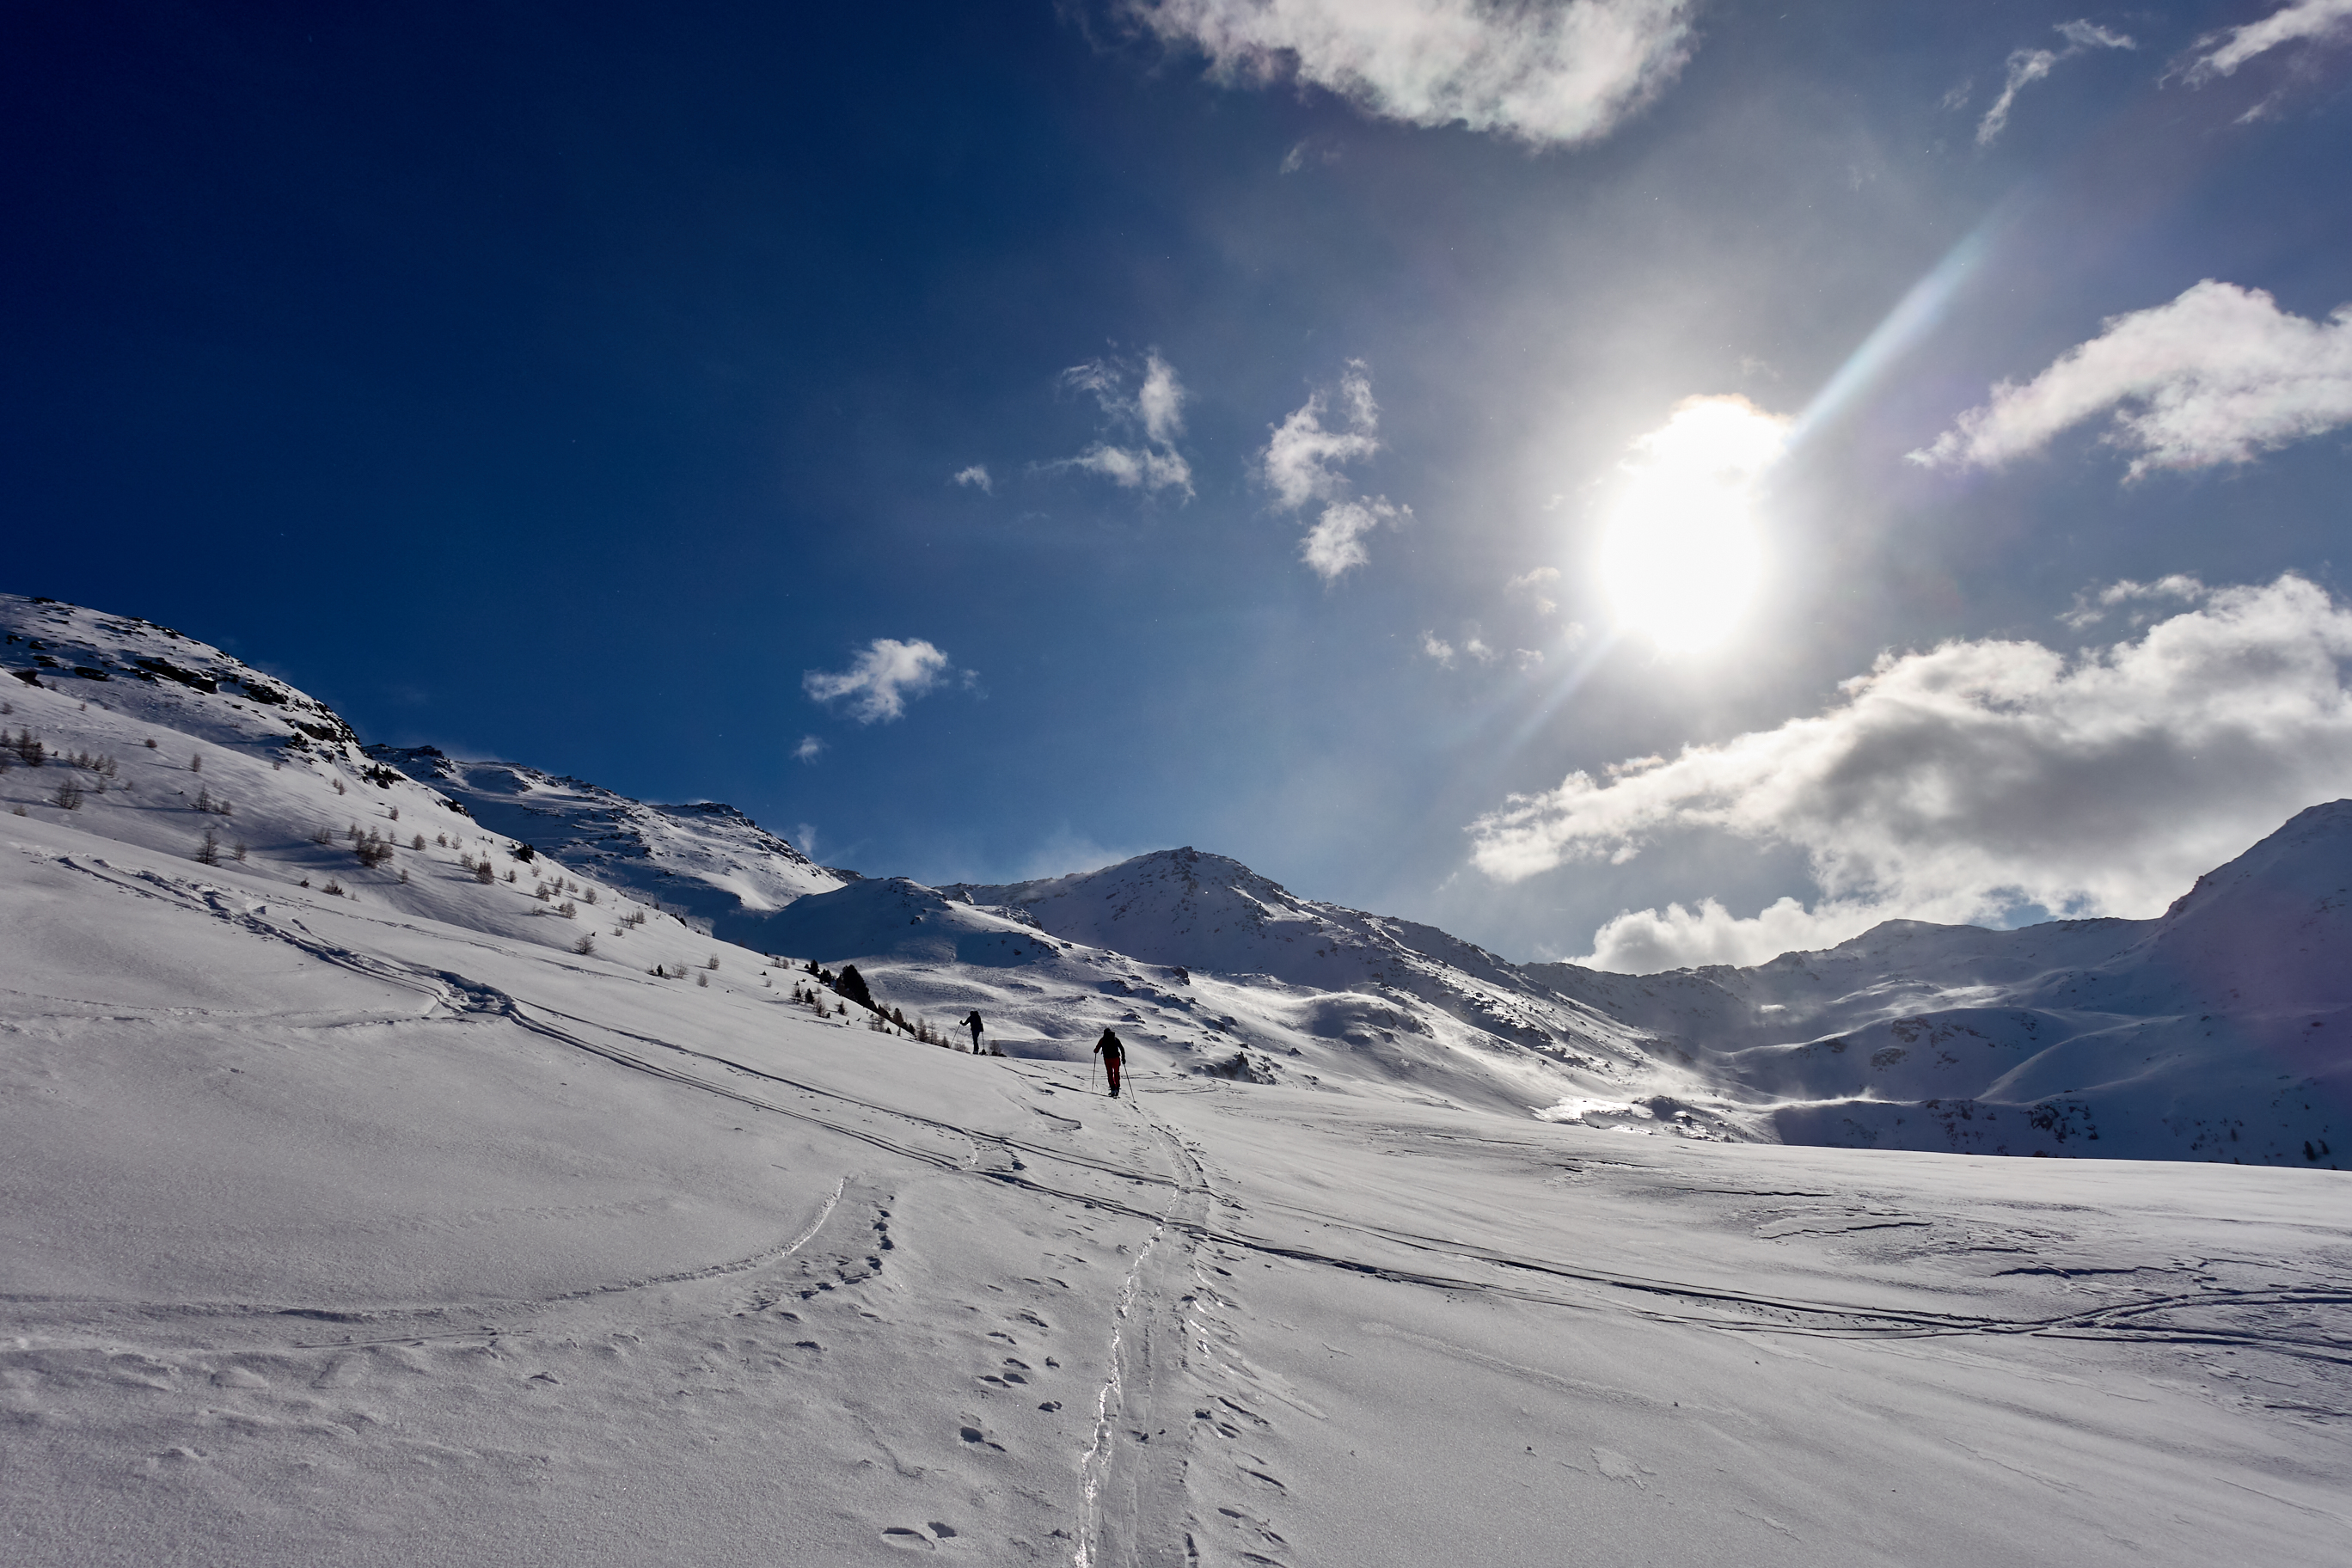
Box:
[802,638,957,724]
[1975,21,2134,146]
[1580,895,1888,973]
[1424,628,1521,670]
[1061,444,1197,492]
[1125,0,1697,148]
[1279,137,1341,174]
[1508,565,1561,616]
[1909,280,2352,477]
[1300,495,1406,579]
[952,464,993,493]
[793,734,826,763]
[2058,573,2207,629]
[1265,361,1408,579]
[1265,359,1381,509]
[1135,352,1186,444]
[1515,648,1545,671]
[2184,0,2352,82]
[1471,575,2352,971]
[1048,351,1194,496]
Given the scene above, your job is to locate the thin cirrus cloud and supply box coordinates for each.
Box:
[951,464,993,493]
[1263,359,1411,579]
[1123,0,1699,148]
[793,734,826,763]
[802,638,959,724]
[1908,280,2352,477]
[1470,575,2352,972]
[1974,19,2135,145]
[2184,0,2352,82]
[1044,351,1193,497]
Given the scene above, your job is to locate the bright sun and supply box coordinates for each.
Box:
[1596,395,1789,653]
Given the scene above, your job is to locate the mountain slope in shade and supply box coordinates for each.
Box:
[364,746,847,944]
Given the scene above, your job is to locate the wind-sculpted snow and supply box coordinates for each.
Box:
[4,594,2351,1564]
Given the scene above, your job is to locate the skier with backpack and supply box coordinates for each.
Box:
[1093,1027,1126,1097]
[964,1010,985,1054]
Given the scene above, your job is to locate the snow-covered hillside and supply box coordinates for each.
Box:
[5,591,2340,1166]
[751,868,1669,1124]
[5,591,2349,1565]
[364,745,848,944]
[1528,804,2350,1165]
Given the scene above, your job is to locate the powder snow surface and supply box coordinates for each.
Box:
[3,594,2349,1564]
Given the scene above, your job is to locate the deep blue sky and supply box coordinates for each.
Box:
[8,2,2350,965]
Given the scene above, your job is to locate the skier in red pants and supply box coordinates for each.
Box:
[1093,1028,1125,1097]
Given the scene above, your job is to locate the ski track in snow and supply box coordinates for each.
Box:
[1,620,2348,1565]
[26,845,2352,1374]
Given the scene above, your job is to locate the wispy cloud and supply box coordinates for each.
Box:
[1975,20,2135,145]
[2059,574,2207,630]
[1508,566,1562,616]
[803,638,959,724]
[793,734,827,763]
[1470,575,2352,971]
[1909,280,2352,476]
[1264,361,1409,579]
[2184,0,2352,83]
[1265,360,1381,508]
[952,464,993,493]
[1419,625,1501,669]
[1124,0,1698,149]
[1301,497,1406,579]
[1046,351,1194,497]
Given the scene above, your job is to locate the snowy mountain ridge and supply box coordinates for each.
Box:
[2,591,2343,1165]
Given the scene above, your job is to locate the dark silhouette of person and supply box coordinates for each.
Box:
[964,1010,984,1053]
[1093,1028,1125,1097]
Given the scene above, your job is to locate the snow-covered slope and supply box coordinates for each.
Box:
[5,591,2349,1565]
[9,590,2343,1165]
[934,848,1685,1118]
[0,595,739,967]
[1527,805,2351,1165]
[751,870,1668,1122]
[5,691,2349,1565]
[365,745,847,944]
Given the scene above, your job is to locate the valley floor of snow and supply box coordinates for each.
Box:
[5,808,2349,1566]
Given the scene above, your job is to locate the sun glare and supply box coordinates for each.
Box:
[1596,395,1788,653]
